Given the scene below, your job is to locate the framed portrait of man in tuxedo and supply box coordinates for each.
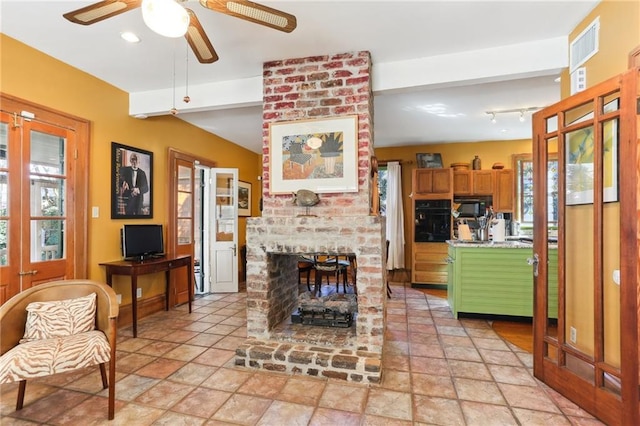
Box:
[111,142,153,219]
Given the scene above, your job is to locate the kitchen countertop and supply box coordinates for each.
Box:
[446,239,558,249]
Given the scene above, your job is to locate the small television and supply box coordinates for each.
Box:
[121,224,165,261]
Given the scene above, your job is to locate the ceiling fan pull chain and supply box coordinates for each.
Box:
[184,41,191,104]
[171,41,178,115]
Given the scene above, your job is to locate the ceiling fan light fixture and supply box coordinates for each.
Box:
[142,0,190,38]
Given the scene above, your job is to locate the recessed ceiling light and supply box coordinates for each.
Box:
[121,32,140,43]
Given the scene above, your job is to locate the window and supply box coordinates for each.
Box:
[514,153,558,226]
[377,165,388,216]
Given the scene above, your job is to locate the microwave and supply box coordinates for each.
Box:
[454,197,491,218]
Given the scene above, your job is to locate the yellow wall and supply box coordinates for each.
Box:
[1,35,261,304]
[560,0,640,98]
[560,0,638,365]
[375,139,533,268]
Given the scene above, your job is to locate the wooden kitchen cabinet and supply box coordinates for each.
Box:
[452,171,472,195]
[493,169,515,212]
[453,170,493,196]
[412,242,449,285]
[413,168,453,198]
[472,170,493,195]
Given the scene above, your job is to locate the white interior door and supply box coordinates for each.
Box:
[209,168,238,292]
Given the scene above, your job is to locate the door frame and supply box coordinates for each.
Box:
[0,93,89,302]
[531,68,639,425]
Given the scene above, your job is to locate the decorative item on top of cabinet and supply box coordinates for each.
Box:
[493,169,515,212]
[413,168,453,199]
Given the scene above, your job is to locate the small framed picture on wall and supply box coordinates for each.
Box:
[111,142,153,219]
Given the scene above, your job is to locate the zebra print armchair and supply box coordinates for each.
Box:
[0,280,119,420]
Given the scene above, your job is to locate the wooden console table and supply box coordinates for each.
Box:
[100,254,192,337]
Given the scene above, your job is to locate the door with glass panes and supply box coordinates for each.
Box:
[0,108,82,304]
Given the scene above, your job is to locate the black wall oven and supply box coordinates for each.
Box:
[414,199,451,242]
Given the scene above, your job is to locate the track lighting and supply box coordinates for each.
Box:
[486,107,541,124]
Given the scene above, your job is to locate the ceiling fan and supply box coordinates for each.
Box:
[63,0,297,64]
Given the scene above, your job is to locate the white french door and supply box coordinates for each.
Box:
[208,168,238,293]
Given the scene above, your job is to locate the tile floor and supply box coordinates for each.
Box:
[0,283,605,425]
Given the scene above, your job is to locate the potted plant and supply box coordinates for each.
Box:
[318,132,343,174]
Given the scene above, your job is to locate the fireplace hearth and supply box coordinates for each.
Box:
[236,215,386,382]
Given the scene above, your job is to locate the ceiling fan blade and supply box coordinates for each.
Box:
[184,9,219,64]
[63,0,142,25]
[199,0,297,33]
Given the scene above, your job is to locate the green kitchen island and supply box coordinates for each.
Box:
[446,240,558,319]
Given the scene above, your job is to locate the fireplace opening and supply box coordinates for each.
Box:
[268,253,360,348]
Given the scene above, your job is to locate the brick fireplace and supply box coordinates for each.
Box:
[236,51,387,382]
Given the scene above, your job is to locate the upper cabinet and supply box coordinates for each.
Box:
[493,169,515,212]
[452,170,493,195]
[453,169,515,212]
[413,168,453,199]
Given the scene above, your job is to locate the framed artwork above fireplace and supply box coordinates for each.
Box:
[268,116,359,194]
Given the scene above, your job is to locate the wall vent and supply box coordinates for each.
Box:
[570,17,599,72]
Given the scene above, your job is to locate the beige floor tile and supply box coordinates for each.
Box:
[163,344,209,361]
[498,383,561,413]
[171,387,232,418]
[135,357,186,379]
[152,411,206,426]
[444,345,483,362]
[512,407,573,425]
[409,342,445,358]
[308,407,361,426]
[116,353,157,373]
[412,395,464,425]
[204,324,239,335]
[448,359,493,381]
[488,364,538,386]
[478,348,524,366]
[382,354,410,372]
[210,394,272,425]
[410,356,450,376]
[10,389,91,423]
[411,373,457,398]
[134,380,195,409]
[276,376,326,406]
[237,372,288,399]
[454,377,506,405]
[364,388,412,421]
[200,367,253,392]
[185,333,225,347]
[193,348,237,367]
[136,341,181,357]
[460,400,518,426]
[379,369,412,392]
[472,336,511,351]
[257,400,314,426]
[111,374,160,401]
[318,382,368,413]
[169,363,218,386]
[361,414,413,425]
[106,402,165,426]
[118,337,155,353]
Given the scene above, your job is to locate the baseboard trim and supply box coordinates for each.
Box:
[116,294,166,327]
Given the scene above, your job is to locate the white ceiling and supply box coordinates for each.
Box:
[1,0,600,154]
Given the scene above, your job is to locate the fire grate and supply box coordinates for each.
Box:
[292,292,357,328]
[291,307,353,328]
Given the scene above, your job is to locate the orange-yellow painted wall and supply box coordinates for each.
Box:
[559,0,638,366]
[1,34,261,304]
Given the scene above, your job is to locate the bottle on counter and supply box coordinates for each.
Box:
[472,155,481,170]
